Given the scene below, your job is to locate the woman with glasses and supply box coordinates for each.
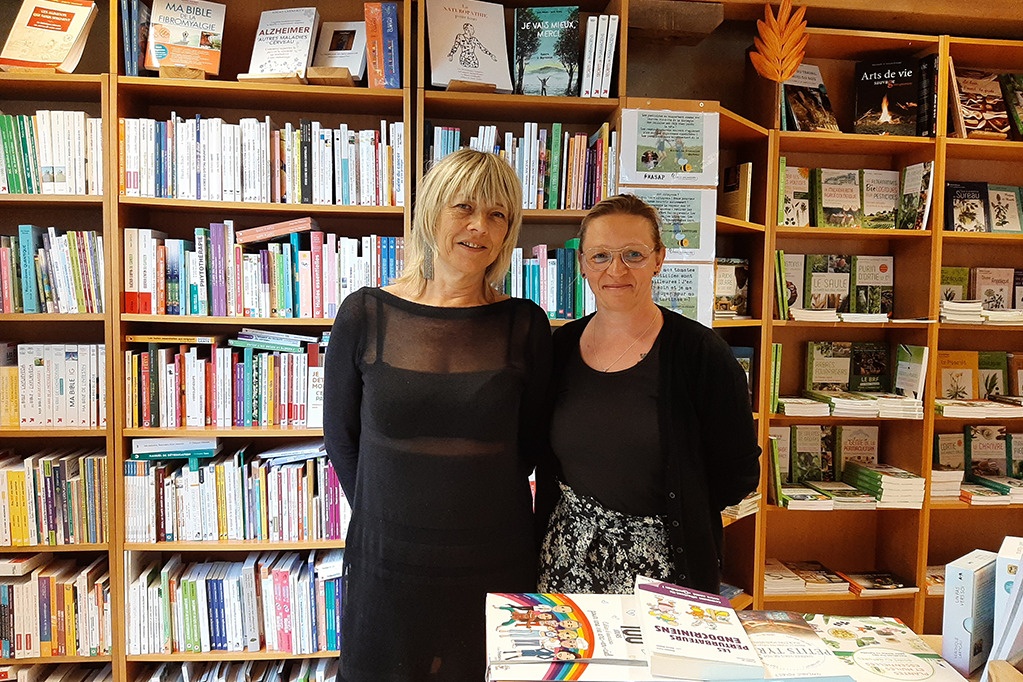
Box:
[323,149,552,680]
[535,193,760,595]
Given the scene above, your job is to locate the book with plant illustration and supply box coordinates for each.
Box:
[987,185,1023,233]
[940,266,971,301]
[944,181,989,232]
[937,350,979,400]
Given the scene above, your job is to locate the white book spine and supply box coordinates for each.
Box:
[599,15,620,97]
[209,117,223,201]
[580,15,599,97]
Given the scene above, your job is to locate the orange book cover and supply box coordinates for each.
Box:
[364,3,386,88]
[144,0,226,75]
[937,349,980,400]
[234,216,317,245]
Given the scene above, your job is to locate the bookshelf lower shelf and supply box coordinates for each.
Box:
[126,650,337,662]
[763,592,918,602]
[124,540,344,551]
[8,655,112,664]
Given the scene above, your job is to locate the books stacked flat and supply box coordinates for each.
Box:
[777,396,831,416]
[934,399,1011,418]
[940,299,985,323]
[807,480,878,509]
[763,558,806,595]
[803,389,880,417]
[925,565,946,595]
[930,469,966,499]
[790,308,841,322]
[868,392,925,419]
[842,461,926,508]
[781,559,851,593]
[836,570,920,596]
[988,397,1023,417]
[960,483,1011,505]
[722,491,761,521]
[838,312,890,323]
[972,474,1023,502]
[982,309,1023,325]
[130,436,221,460]
[777,484,833,510]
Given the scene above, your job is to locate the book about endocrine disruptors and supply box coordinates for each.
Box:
[634,575,764,680]
[426,0,513,93]
[145,0,227,75]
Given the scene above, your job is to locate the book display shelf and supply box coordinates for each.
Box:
[4,0,1023,678]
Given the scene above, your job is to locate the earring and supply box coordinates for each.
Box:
[423,245,435,280]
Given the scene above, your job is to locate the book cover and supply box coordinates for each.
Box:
[978,350,1009,399]
[714,258,750,318]
[938,350,980,400]
[895,161,934,230]
[943,549,997,676]
[145,0,226,75]
[999,72,1023,139]
[986,185,1023,233]
[782,163,812,227]
[512,6,580,97]
[784,63,841,132]
[860,169,900,229]
[783,252,805,312]
[246,7,319,77]
[834,425,879,479]
[833,572,919,596]
[813,168,862,228]
[634,575,763,681]
[934,432,966,473]
[953,68,1011,140]
[806,341,852,392]
[790,424,833,483]
[850,341,891,392]
[804,253,850,311]
[965,424,1009,479]
[0,0,98,73]
[853,58,919,136]
[940,266,971,302]
[719,162,753,222]
[944,181,989,232]
[737,610,854,681]
[849,255,894,315]
[312,21,366,79]
[426,0,512,93]
[893,343,928,400]
[971,266,1014,310]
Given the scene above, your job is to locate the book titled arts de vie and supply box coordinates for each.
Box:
[144,0,226,75]
[634,575,763,681]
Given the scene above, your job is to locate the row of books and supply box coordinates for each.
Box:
[805,341,928,398]
[765,558,919,596]
[0,663,110,682]
[775,252,895,320]
[949,64,1023,141]
[119,115,405,207]
[940,266,1023,313]
[139,660,334,682]
[934,398,1023,418]
[782,58,939,137]
[0,555,111,659]
[124,440,351,543]
[771,424,880,485]
[0,449,109,547]
[486,576,964,682]
[945,182,1023,233]
[0,227,106,315]
[1,343,108,430]
[125,549,345,655]
[779,160,933,231]
[937,349,1023,400]
[123,330,325,430]
[0,112,103,196]
[427,121,618,211]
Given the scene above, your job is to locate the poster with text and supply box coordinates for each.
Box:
[652,262,714,327]
[619,186,716,262]
[618,109,720,186]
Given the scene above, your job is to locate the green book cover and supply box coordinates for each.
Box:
[999,73,1023,139]
[978,350,1010,398]
[850,341,891,392]
[774,249,788,320]
[964,424,1009,480]
[813,168,862,228]
[782,161,812,226]
[804,253,850,310]
[777,156,786,224]
[940,266,971,301]
[548,122,563,209]
[771,342,782,413]
[834,425,879,479]
[790,424,833,483]
[860,169,900,229]
[894,343,929,400]
[849,254,894,314]
[805,340,852,392]
[933,432,966,471]
[895,161,933,230]
[987,184,1023,233]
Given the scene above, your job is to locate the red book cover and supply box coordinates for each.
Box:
[310,230,324,318]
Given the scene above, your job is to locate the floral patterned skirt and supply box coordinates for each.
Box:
[538,482,674,593]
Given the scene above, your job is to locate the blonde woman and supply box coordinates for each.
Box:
[323,149,552,681]
[535,194,760,595]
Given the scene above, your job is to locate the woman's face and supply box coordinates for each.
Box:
[433,196,509,281]
[580,213,663,312]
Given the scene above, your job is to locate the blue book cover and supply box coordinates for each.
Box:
[290,232,302,317]
[381,2,401,88]
[18,224,44,313]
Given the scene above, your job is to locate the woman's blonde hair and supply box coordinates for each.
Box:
[579,194,665,252]
[395,148,523,293]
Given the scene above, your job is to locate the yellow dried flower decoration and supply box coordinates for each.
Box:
[749,0,808,82]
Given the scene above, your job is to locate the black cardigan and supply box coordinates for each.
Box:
[535,307,762,593]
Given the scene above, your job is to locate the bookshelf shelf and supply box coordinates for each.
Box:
[777,131,936,156]
[939,231,1023,243]
[422,90,619,122]
[123,427,324,437]
[9,656,113,664]
[729,593,755,610]
[774,227,932,240]
[523,209,590,225]
[944,137,1023,162]
[124,540,345,552]
[771,321,932,329]
[717,216,766,234]
[0,313,106,323]
[0,427,109,437]
[768,415,926,425]
[0,72,106,99]
[0,194,104,206]
[762,592,917,602]
[119,314,334,327]
[0,543,109,553]
[116,197,405,217]
[126,651,337,663]
[933,416,1023,426]
[712,318,762,328]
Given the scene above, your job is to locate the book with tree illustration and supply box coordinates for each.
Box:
[512,6,580,96]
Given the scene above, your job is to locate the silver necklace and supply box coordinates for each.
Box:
[600,311,658,372]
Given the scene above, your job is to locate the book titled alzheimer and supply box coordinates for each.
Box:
[512,6,580,96]
[144,0,226,75]
[247,7,319,77]
[426,0,512,93]
[0,0,98,73]
[634,575,763,681]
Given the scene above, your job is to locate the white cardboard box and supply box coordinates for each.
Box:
[996,537,1023,647]
[945,548,998,676]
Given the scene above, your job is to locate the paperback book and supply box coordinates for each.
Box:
[783,63,841,132]
[0,0,98,73]
[426,0,512,93]
[987,185,1023,233]
[950,65,1011,140]
[813,168,862,229]
[945,181,989,232]
[894,161,934,230]
[145,0,226,75]
[312,22,367,80]
[246,7,319,78]
[853,58,919,136]
[737,610,854,681]
[512,6,581,97]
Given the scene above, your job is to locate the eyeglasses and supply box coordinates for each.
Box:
[581,244,655,271]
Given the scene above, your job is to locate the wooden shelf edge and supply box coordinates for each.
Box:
[126,650,336,662]
[0,427,108,437]
[117,196,404,214]
[763,591,919,601]
[120,313,335,326]
[0,543,109,552]
[122,427,325,437]
[124,540,344,551]
[6,655,112,664]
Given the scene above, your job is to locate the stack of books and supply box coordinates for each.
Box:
[775,483,834,510]
[988,398,1023,417]
[804,389,881,417]
[842,461,926,508]
[960,483,1011,505]
[925,565,947,595]
[982,309,1023,325]
[763,557,807,594]
[940,299,985,323]
[777,396,831,416]
[931,469,967,499]
[807,480,879,509]
[722,491,761,521]
[790,308,842,322]
[872,392,925,418]
[780,559,851,593]
[972,473,1023,502]
[835,570,920,596]
[838,311,890,323]
[934,399,1011,418]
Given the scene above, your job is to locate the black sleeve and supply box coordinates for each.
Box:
[519,304,554,473]
[689,328,762,510]
[323,292,366,503]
